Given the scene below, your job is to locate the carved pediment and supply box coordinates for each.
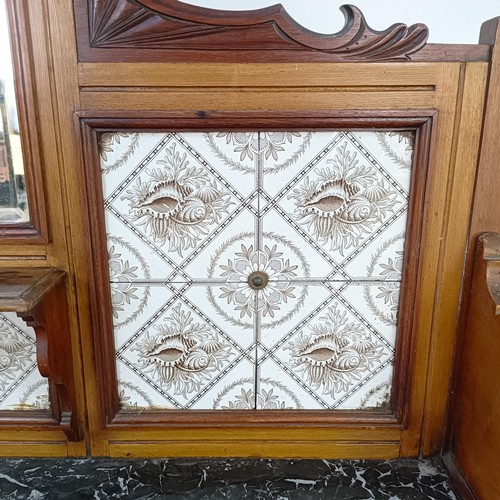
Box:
[82,0,429,61]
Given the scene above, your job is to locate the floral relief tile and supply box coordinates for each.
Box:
[259,286,395,409]
[0,313,49,411]
[100,128,412,412]
[268,132,409,279]
[116,286,256,410]
[260,131,342,199]
[111,283,176,351]
[261,210,338,279]
[104,134,246,271]
[182,208,259,281]
[340,218,407,282]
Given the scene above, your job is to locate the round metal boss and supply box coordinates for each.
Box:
[247,271,269,290]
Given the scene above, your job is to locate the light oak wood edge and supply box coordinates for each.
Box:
[77,63,442,88]
[418,62,489,456]
[108,441,401,460]
[399,63,463,456]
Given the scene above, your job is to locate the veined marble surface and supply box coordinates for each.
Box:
[0,457,456,499]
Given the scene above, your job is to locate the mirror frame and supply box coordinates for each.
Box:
[1,0,47,242]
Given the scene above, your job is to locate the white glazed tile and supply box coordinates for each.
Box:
[255,353,325,410]
[117,288,255,409]
[261,131,342,198]
[182,132,257,198]
[112,283,176,351]
[274,134,408,278]
[337,363,393,410]
[340,282,401,343]
[104,135,244,269]
[340,214,408,281]
[349,130,414,194]
[0,313,49,411]
[190,356,256,410]
[261,210,334,279]
[183,208,259,281]
[266,285,394,409]
[100,132,171,197]
[259,282,332,352]
[106,227,175,282]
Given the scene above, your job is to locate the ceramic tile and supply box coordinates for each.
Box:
[352,130,414,191]
[260,131,342,198]
[261,209,339,279]
[255,352,327,410]
[340,217,407,281]
[103,134,246,270]
[112,283,176,350]
[182,207,259,281]
[116,285,256,410]
[259,283,396,409]
[102,128,413,413]
[0,313,50,411]
[100,132,173,197]
[106,227,175,282]
[266,132,410,279]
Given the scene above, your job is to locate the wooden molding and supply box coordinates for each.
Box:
[0,268,82,441]
[77,110,433,431]
[1,1,49,243]
[87,0,428,60]
[70,0,477,63]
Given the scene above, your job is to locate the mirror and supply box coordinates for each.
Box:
[0,0,28,223]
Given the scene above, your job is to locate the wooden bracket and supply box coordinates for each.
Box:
[0,268,81,441]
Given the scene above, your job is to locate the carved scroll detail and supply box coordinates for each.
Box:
[87,0,429,61]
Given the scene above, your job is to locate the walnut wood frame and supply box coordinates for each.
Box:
[2,1,48,242]
[74,0,490,63]
[78,109,433,432]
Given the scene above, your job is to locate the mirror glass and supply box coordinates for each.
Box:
[0,0,29,223]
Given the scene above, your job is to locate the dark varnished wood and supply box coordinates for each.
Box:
[73,0,493,63]
[446,233,500,499]
[78,0,428,62]
[77,110,434,430]
[2,1,48,242]
[0,268,81,441]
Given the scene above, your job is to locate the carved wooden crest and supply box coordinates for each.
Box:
[76,0,429,62]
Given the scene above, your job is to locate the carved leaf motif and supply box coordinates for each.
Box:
[86,0,429,61]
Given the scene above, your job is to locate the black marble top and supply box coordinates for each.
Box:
[0,457,456,499]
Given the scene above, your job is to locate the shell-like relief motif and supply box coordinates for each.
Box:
[145,334,188,366]
[0,336,26,354]
[175,197,207,224]
[286,304,386,399]
[132,304,231,399]
[195,184,222,204]
[136,180,191,217]
[0,317,35,392]
[0,349,12,371]
[121,143,233,255]
[302,180,358,216]
[289,141,400,253]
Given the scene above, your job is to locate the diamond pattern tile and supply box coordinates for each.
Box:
[100,129,413,411]
[0,313,50,411]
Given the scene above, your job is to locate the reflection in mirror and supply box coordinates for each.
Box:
[0,0,28,223]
